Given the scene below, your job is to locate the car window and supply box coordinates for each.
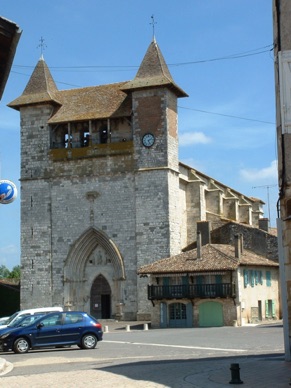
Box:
[65,313,83,324]
[39,313,63,327]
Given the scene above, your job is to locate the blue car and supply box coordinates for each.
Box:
[0,311,103,354]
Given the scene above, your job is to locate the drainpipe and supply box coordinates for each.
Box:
[234,234,241,259]
[197,231,202,259]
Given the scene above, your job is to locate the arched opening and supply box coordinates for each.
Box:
[90,275,111,319]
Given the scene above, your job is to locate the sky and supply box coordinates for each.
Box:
[0,1,278,270]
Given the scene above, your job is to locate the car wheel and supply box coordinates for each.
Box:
[13,337,30,354]
[81,334,97,349]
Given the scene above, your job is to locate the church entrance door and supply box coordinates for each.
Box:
[90,275,111,319]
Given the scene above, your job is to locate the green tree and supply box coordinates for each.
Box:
[0,265,10,279]
[8,265,21,279]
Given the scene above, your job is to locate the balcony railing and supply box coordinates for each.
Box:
[148,283,235,300]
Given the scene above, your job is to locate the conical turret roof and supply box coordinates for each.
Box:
[121,39,188,98]
[8,56,61,109]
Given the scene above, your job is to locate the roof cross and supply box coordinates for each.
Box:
[37,36,47,58]
[150,15,157,39]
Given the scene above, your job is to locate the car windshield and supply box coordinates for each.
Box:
[8,314,44,328]
[4,312,19,325]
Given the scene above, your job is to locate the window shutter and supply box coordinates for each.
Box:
[215,275,222,284]
[265,300,269,318]
[250,270,255,287]
[272,300,276,318]
[163,277,169,286]
[255,271,258,285]
[266,271,271,287]
[243,269,248,288]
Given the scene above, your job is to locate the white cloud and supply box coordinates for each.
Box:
[240,160,278,182]
[179,131,212,146]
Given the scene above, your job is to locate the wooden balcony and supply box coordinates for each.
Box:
[148,283,235,300]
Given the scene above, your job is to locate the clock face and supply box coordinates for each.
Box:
[142,133,155,148]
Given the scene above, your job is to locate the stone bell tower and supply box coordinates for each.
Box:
[8,39,187,320]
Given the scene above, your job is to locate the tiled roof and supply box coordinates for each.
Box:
[121,39,188,98]
[8,57,61,108]
[48,82,132,123]
[138,243,279,275]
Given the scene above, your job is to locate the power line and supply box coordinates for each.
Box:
[11,44,273,71]
[178,106,275,125]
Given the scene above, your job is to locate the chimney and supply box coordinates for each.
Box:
[197,231,202,259]
[258,218,269,232]
[197,221,211,245]
[234,234,241,259]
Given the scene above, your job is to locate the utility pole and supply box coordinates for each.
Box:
[252,184,277,226]
[273,0,291,361]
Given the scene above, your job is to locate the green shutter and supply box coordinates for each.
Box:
[215,275,222,284]
[243,270,248,288]
[265,300,269,318]
[255,271,258,285]
[250,270,255,287]
[272,300,276,318]
[163,277,169,286]
[266,271,271,287]
[182,276,189,285]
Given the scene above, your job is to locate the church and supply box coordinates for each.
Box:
[8,38,265,321]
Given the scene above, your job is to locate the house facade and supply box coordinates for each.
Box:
[138,223,279,328]
[9,38,265,321]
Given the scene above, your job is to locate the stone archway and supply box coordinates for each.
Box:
[64,227,125,312]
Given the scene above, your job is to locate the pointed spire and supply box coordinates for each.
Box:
[8,57,61,110]
[121,40,188,97]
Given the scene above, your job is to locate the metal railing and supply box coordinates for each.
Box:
[148,283,235,300]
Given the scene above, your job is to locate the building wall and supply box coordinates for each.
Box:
[237,266,280,324]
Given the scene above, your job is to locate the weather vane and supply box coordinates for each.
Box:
[37,36,47,56]
[150,15,157,39]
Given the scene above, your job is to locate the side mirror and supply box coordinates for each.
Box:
[37,322,44,329]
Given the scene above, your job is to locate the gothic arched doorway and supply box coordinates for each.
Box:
[90,275,111,319]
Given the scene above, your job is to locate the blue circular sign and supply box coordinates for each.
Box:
[0,180,17,204]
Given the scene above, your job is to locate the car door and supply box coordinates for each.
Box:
[33,313,64,346]
[59,312,84,344]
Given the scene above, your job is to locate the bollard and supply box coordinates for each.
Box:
[126,325,131,332]
[104,325,108,333]
[143,323,148,331]
[229,363,243,384]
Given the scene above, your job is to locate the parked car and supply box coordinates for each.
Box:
[0,313,47,334]
[0,316,9,325]
[0,307,63,330]
[0,311,103,354]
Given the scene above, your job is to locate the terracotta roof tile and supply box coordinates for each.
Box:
[138,244,278,275]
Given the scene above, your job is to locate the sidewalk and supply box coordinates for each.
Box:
[1,354,291,387]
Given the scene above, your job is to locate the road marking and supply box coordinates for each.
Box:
[103,340,246,352]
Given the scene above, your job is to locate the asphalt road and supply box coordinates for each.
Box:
[0,321,284,380]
